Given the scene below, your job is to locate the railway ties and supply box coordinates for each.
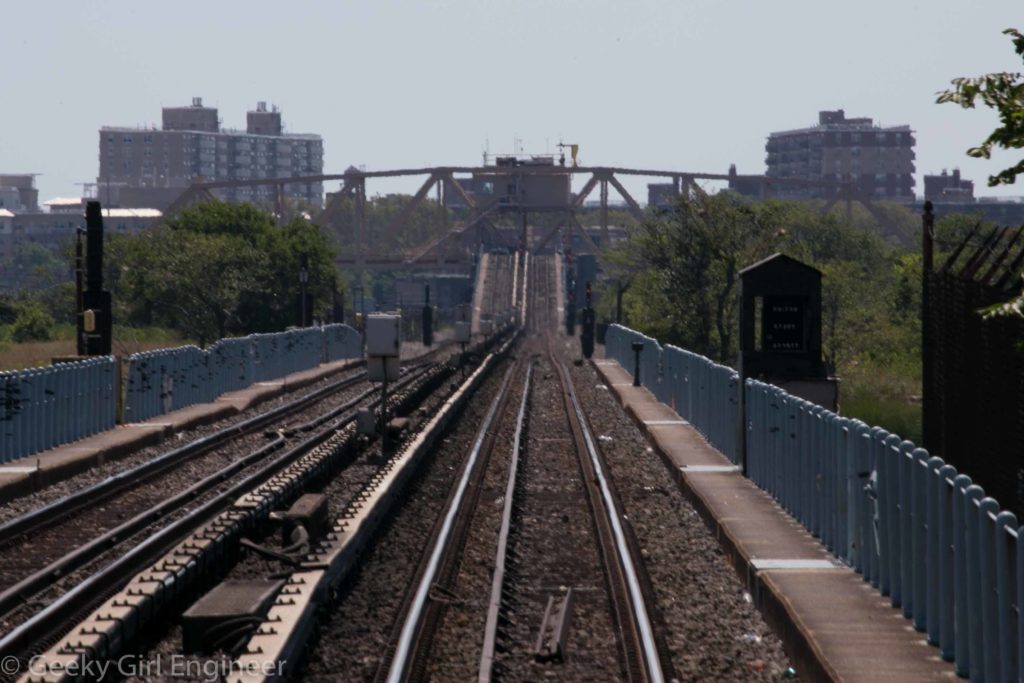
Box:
[368,329,670,680]
[0,343,467,679]
[0,255,793,682]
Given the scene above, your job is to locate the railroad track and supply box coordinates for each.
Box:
[0,344,465,665]
[8,330,514,682]
[356,258,668,682]
[372,334,670,682]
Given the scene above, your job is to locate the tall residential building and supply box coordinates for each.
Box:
[97,98,324,210]
[765,110,915,201]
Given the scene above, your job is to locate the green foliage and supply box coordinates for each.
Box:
[621,193,908,368]
[937,28,1024,186]
[609,193,924,437]
[112,201,340,345]
[3,242,67,290]
[10,304,55,343]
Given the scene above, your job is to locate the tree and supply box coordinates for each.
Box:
[937,28,1024,186]
[115,201,340,344]
[10,304,55,342]
[634,192,779,361]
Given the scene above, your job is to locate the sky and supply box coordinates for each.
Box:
[2,0,1022,205]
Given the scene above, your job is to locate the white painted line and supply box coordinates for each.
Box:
[644,419,689,426]
[611,383,635,387]
[593,360,616,366]
[681,465,740,473]
[751,559,845,570]
[128,423,171,428]
[0,466,39,474]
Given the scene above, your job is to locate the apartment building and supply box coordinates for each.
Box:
[765,110,916,201]
[98,98,324,210]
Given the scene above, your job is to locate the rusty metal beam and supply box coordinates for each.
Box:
[355,178,366,265]
[599,179,609,246]
[533,222,563,253]
[569,214,603,254]
[379,172,439,246]
[312,182,355,229]
[445,173,477,210]
[605,174,645,221]
[572,174,600,208]
[407,203,501,264]
[165,186,219,217]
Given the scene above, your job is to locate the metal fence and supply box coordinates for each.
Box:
[606,323,1022,681]
[924,226,1024,521]
[125,324,362,423]
[1,357,118,463]
[606,325,738,460]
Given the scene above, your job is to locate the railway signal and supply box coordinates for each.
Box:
[581,281,595,359]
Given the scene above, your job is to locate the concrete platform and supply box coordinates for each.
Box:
[0,358,359,505]
[592,357,956,683]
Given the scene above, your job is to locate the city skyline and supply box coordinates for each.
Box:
[2,0,1022,206]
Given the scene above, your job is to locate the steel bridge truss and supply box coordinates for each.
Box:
[168,166,902,269]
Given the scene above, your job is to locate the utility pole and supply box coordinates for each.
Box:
[299,252,310,327]
[921,201,935,448]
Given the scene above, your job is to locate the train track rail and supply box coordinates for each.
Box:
[0,349,459,665]
[8,331,513,682]
[547,338,667,683]
[376,358,524,683]
[374,336,668,683]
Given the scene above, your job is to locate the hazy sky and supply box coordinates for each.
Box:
[3,0,1022,205]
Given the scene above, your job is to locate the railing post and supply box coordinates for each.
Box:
[978,497,1000,683]
[993,512,1017,682]
[1018,524,1024,683]
[937,464,957,661]
[912,448,930,631]
[964,485,986,680]
[898,440,916,618]
[953,476,976,675]
[925,455,945,644]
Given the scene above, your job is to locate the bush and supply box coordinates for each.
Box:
[10,305,55,343]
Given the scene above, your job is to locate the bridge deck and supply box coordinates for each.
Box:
[593,356,956,683]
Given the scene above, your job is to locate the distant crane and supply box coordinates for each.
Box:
[557,142,580,168]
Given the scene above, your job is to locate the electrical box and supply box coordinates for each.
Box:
[480,319,493,336]
[455,321,471,343]
[367,356,400,382]
[366,314,401,357]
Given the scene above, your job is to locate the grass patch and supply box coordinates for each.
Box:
[838,360,922,444]
[0,327,190,371]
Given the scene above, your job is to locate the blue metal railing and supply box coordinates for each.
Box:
[124,324,362,423]
[605,323,1022,681]
[1,357,118,463]
[606,325,739,461]
[0,323,362,467]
